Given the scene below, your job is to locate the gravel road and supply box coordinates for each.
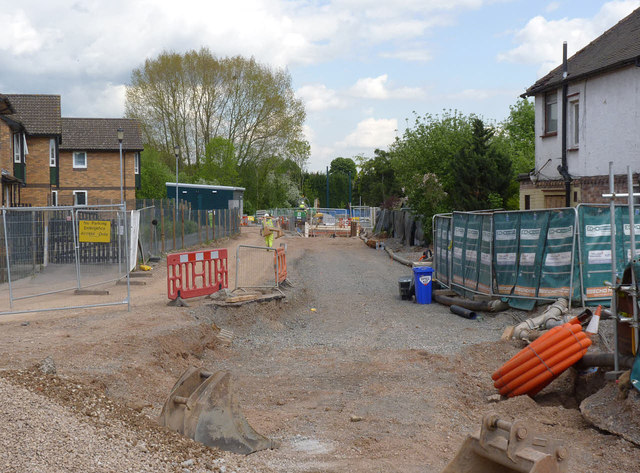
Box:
[1,228,638,472]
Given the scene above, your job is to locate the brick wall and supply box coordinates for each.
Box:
[519,174,638,209]
[0,121,11,171]
[20,136,51,207]
[57,149,136,207]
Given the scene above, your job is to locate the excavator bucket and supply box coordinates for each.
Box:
[442,414,568,473]
[159,367,275,455]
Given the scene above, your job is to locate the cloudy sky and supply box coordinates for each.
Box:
[1,0,638,171]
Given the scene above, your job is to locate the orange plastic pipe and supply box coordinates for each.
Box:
[498,338,591,396]
[509,348,589,397]
[492,325,564,380]
[493,325,583,384]
[494,331,587,389]
[492,323,582,380]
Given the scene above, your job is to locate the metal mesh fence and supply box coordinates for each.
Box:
[234,244,280,290]
[0,205,129,315]
[135,200,240,257]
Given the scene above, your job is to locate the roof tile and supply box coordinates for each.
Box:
[60,118,144,151]
[4,94,61,134]
[524,7,640,96]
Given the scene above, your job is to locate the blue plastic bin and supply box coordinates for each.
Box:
[413,266,433,304]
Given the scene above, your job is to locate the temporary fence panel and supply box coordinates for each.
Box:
[235,245,280,290]
[462,213,483,293]
[538,209,579,302]
[619,206,640,267]
[577,205,615,302]
[432,214,452,287]
[493,212,520,296]
[138,206,161,263]
[506,211,549,310]
[167,249,228,301]
[75,207,128,289]
[0,205,130,316]
[477,215,493,294]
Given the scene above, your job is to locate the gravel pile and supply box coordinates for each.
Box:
[0,370,226,473]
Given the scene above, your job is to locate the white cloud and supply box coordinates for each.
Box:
[350,74,425,100]
[338,117,398,148]
[498,1,640,75]
[447,88,521,101]
[545,2,560,12]
[297,84,345,111]
[0,10,46,55]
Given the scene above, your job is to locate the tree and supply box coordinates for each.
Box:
[449,118,512,210]
[356,149,401,206]
[499,98,535,174]
[199,137,239,186]
[330,157,357,177]
[135,147,174,199]
[125,49,306,170]
[390,110,474,213]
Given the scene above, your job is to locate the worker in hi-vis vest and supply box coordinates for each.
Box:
[263,213,275,248]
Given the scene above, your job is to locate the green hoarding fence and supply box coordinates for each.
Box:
[431,206,620,308]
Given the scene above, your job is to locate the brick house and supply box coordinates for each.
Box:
[0,94,143,208]
[518,7,640,209]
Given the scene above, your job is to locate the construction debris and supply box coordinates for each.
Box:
[580,380,640,446]
[159,367,275,454]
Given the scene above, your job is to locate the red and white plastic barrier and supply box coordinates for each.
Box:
[167,249,228,301]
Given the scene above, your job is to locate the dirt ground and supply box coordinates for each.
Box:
[1,226,639,472]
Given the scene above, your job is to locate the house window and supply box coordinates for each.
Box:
[134,152,140,174]
[73,151,87,169]
[545,91,558,134]
[524,195,531,210]
[73,190,87,206]
[13,133,22,163]
[49,139,57,167]
[51,190,58,206]
[569,99,579,148]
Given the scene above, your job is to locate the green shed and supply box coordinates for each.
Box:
[166,182,244,214]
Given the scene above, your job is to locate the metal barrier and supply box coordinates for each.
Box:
[0,204,130,316]
[167,249,228,301]
[235,244,285,291]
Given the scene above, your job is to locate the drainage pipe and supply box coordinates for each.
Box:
[384,247,415,267]
[433,294,509,313]
[576,353,635,370]
[450,305,477,320]
[512,298,569,340]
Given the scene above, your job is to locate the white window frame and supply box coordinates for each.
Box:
[13,133,22,163]
[569,99,579,148]
[73,151,87,169]
[544,91,558,134]
[134,152,140,174]
[73,190,87,206]
[51,190,58,206]
[49,139,57,167]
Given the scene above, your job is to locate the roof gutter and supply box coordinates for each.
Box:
[523,55,640,97]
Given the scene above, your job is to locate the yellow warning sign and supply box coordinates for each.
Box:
[79,220,111,243]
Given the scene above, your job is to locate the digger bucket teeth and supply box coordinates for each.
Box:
[159,368,275,455]
[441,414,568,473]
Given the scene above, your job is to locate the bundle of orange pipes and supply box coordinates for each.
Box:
[492,309,598,397]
